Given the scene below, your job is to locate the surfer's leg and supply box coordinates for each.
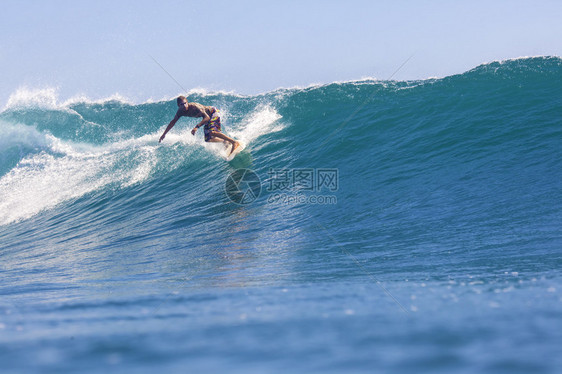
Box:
[209,131,240,154]
[206,137,229,149]
[203,115,240,154]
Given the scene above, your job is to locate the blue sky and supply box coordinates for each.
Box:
[1,0,561,106]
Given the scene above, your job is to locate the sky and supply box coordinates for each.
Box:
[1,0,561,106]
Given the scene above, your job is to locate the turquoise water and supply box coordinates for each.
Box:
[0,57,561,373]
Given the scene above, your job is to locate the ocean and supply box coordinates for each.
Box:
[0,56,561,373]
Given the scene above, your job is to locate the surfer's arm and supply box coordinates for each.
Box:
[191,114,210,135]
[196,115,210,128]
[159,115,179,143]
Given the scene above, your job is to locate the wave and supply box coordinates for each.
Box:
[0,56,560,228]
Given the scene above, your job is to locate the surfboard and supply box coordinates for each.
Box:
[226,142,246,161]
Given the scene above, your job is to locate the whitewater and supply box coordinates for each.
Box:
[0,57,561,373]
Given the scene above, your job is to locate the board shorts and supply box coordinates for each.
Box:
[203,108,222,141]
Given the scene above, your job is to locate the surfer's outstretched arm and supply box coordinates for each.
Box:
[159,116,179,143]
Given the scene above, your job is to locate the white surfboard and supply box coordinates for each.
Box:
[225,142,246,161]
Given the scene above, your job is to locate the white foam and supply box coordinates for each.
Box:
[0,150,113,225]
[0,121,51,151]
[228,105,283,145]
[185,87,242,98]
[2,86,138,112]
[120,145,158,188]
[0,100,284,225]
[0,129,167,225]
[62,93,135,106]
[4,87,60,110]
[478,55,558,67]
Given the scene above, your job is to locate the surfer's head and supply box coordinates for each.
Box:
[177,96,188,110]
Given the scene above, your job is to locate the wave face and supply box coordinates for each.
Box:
[1,57,561,373]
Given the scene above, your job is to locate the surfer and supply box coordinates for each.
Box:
[159,96,241,155]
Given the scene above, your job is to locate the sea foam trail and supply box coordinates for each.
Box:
[0,137,158,226]
[0,102,284,225]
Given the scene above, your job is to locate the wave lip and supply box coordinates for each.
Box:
[2,87,138,112]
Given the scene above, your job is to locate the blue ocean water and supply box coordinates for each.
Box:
[0,57,561,373]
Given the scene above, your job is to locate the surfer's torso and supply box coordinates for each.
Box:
[175,102,215,119]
